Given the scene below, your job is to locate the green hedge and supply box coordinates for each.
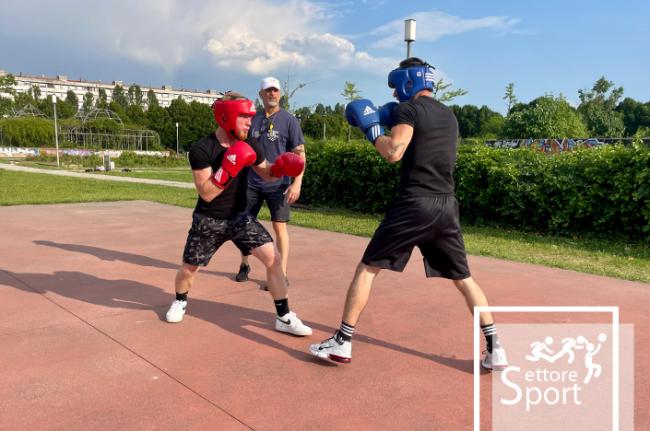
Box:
[302,141,400,213]
[0,117,55,147]
[25,151,189,168]
[301,141,649,241]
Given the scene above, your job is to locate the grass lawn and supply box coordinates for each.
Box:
[1,168,648,283]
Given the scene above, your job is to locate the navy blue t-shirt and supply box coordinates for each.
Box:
[247,109,304,191]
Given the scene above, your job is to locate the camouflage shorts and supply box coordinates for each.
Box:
[182,212,273,266]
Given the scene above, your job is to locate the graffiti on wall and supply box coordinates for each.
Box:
[0,147,170,158]
[485,138,650,153]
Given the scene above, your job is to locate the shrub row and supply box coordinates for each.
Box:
[0,117,55,147]
[301,141,649,241]
[25,151,189,168]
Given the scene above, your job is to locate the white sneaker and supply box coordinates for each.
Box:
[274,311,312,336]
[309,334,352,363]
[481,346,508,370]
[166,300,187,323]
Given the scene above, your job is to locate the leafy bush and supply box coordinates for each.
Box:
[25,151,189,168]
[301,140,400,213]
[115,151,189,168]
[301,142,649,241]
[0,117,55,147]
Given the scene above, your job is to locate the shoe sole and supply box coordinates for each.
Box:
[481,363,508,371]
[275,327,312,337]
[309,348,351,363]
[328,354,351,363]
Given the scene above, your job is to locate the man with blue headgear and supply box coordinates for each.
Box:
[309,58,507,370]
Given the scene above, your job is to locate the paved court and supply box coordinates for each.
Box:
[1,201,647,430]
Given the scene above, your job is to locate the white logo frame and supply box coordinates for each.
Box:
[473,306,620,431]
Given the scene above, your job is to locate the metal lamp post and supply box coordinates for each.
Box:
[404,19,416,58]
[175,122,179,154]
[52,95,60,168]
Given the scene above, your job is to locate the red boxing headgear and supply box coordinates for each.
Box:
[212,99,256,136]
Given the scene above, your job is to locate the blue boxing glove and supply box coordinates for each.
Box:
[345,99,384,144]
[378,102,398,129]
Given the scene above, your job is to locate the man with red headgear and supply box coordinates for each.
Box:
[166,91,311,337]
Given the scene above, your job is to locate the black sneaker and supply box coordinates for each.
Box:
[235,264,250,282]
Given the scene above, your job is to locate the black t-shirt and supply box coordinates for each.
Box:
[395,96,459,197]
[188,133,264,219]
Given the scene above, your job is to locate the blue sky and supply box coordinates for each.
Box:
[1,0,648,114]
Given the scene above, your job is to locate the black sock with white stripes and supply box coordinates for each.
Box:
[481,323,499,353]
[336,321,355,342]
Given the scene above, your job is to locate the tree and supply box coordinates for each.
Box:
[0,97,13,117]
[280,75,308,112]
[14,92,35,110]
[108,101,129,123]
[96,88,108,109]
[82,92,94,113]
[111,85,129,110]
[432,79,468,103]
[146,89,159,109]
[451,104,504,138]
[167,98,194,151]
[578,77,625,137]
[341,81,361,103]
[65,90,78,110]
[0,73,17,96]
[503,82,517,115]
[340,81,363,139]
[146,105,172,147]
[254,98,263,112]
[502,94,587,138]
[615,97,650,136]
[128,84,144,108]
[29,85,42,101]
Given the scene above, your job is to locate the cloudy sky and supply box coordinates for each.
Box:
[1,0,648,113]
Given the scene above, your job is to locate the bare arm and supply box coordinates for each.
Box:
[192,167,224,202]
[374,123,413,163]
[251,160,274,181]
[285,144,306,204]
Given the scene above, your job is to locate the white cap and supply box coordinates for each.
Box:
[260,76,281,91]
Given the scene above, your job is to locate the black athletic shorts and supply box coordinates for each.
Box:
[182,211,273,266]
[362,195,471,280]
[246,184,291,222]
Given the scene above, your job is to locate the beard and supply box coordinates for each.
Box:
[236,129,248,141]
[266,99,279,108]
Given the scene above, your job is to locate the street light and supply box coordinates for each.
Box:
[52,95,60,168]
[404,19,416,58]
[175,122,179,154]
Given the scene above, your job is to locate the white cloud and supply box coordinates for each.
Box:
[370,10,520,49]
[0,0,394,76]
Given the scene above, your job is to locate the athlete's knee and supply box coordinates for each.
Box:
[356,262,382,276]
[453,276,475,292]
[178,263,199,279]
[253,243,281,268]
[272,221,288,236]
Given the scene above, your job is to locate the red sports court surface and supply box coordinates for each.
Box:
[1,201,647,430]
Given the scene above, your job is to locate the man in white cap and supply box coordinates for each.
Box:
[235,77,306,288]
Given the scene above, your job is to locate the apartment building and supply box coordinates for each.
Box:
[0,70,222,108]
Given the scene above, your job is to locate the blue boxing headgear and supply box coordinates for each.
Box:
[388,58,436,102]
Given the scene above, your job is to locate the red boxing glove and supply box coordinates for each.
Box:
[270,152,304,178]
[211,141,257,189]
